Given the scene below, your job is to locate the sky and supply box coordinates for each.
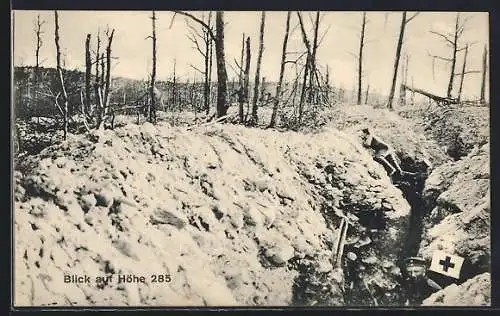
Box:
[12,10,489,100]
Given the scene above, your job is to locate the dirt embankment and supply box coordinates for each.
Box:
[397,103,490,305]
[399,104,489,160]
[423,272,490,306]
[14,120,412,306]
[419,143,490,296]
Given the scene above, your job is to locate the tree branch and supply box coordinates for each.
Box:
[233,58,244,73]
[172,11,216,41]
[186,19,206,42]
[296,12,312,55]
[168,12,177,29]
[345,50,359,60]
[429,30,455,46]
[455,70,481,75]
[317,23,331,47]
[187,31,206,57]
[227,62,241,78]
[405,12,420,24]
[189,64,205,74]
[428,51,453,62]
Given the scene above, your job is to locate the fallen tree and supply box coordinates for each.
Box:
[402,85,458,106]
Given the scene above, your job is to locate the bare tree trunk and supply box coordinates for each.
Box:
[238,32,245,122]
[149,12,157,122]
[54,11,69,139]
[172,59,177,109]
[480,44,487,104]
[410,76,415,105]
[399,54,408,106]
[365,83,370,104]
[207,16,213,114]
[251,11,266,125]
[457,43,468,103]
[298,56,310,123]
[243,37,251,122]
[34,14,44,84]
[447,13,460,98]
[215,11,228,118]
[357,11,366,105]
[308,11,320,104]
[173,10,226,118]
[292,64,299,106]
[403,54,409,105]
[104,29,114,114]
[296,12,312,124]
[94,30,101,121]
[204,13,212,115]
[387,12,406,110]
[84,34,91,116]
[100,53,105,92]
[260,77,266,102]
[325,65,331,103]
[269,11,291,128]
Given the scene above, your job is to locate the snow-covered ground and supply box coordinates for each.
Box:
[13,103,490,307]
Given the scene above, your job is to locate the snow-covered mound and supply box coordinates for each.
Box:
[419,143,490,288]
[14,122,411,306]
[320,104,451,172]
[422,272,490,306]
[399,104,489,159]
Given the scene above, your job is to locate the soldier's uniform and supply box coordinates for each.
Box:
[361,128,403,176]
[401,257,442,305]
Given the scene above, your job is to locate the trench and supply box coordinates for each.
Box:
[289,153,435,306]
[396,156,430,263]
[340,154,433,306]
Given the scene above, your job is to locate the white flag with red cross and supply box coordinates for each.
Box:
[429,251,464,279]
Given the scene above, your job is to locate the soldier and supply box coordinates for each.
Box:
[401,257,442,306]
[361,127,415,178]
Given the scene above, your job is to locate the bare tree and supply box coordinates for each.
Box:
[269,11,291,128]
[357,12,367,105]
[260,76,267,102]
[100,52,105,93]
[148,11,157,123]
[54,10,69,139]
[34,14,45,83]
[172,59,177,108]
[399,54,409,106]
[429,12,471,98]
[208,20,214,114]
[103,29,114,112]
[204,12,213,114]
[296,12,311,123]
[387,11,419,110]
[365,82,370,104]
[84,34,92,116]
[455,43,480,103]
[186,12,213,114]
[94,29,101,114]
[480,44,488,104]
[214,11,228,117]
[250,11,266,125]
[237,33,245,122]
[30,14,45,119]
[308,11,320,104]
[172,11,228,118]
[243,37,251,122]
[92,27,115,129]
